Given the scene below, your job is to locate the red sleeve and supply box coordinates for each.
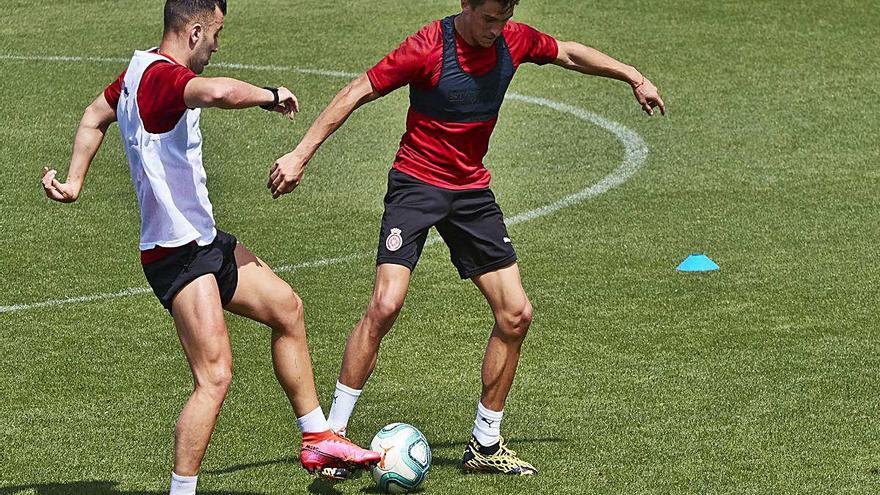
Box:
[103,70,126,110]
[367,22,441,95]
[138,62,198,134]
[505,22,559,67]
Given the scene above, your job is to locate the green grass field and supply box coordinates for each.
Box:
[2,1,879,493]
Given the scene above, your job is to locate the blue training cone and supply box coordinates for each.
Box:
[676,253,719,272]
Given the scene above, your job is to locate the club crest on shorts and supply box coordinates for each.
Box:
[386,228,403,252]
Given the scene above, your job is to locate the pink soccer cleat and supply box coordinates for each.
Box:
[300,430,381,477]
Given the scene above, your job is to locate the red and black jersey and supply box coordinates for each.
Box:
[367,19,558,190]
[103,51,196,135]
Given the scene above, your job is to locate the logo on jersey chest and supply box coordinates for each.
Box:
[386,228,403,252]
[447,87,499,105]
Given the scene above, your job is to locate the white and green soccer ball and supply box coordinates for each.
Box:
[370,423,431,493]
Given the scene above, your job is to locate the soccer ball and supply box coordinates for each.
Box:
[370,423,431,493]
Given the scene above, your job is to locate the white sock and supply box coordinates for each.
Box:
[472,402,503,447]
[169,472,198,495]
[327,381,362,433]
[296,406,330,433]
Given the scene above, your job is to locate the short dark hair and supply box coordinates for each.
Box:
[164,0,227,33]
[468,0,520,10]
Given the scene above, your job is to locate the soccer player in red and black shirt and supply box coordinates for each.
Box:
[270,0,665,476]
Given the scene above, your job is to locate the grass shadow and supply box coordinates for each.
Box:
[429,436,565,449]
[0,481,265,495]
[202,437,565,482]
[305,470,366,495]
[430,436,565,470]
[359,486,426,494]
[307,478,344,495]
[205,456,298,475]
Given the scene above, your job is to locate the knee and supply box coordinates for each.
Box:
[198,363,233,402]
[267,286,304,332]
[365,293,404,331]
[495,300,533,341]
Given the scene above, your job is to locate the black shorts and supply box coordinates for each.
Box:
[142,230,239,314]
[376,169,517,279]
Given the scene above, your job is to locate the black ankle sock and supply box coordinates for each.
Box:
[475,437,500,455]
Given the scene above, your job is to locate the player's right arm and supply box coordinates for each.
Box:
[41,93,117,203]
[268,24,433,199]
[268,74,381,199]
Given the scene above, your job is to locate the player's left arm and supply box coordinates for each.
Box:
[553,40,665,116]
[183,77,299,118]
[41,93,118,203]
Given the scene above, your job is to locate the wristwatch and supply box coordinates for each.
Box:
[260,87,279,110]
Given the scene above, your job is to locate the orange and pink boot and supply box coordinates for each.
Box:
[300,430,381,477]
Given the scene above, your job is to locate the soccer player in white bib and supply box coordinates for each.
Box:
[40,1,380,493]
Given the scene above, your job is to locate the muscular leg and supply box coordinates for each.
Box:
[338,263,412,389]
[224,243,319,417]
[171,275,233,476]
[472,262,533,412]
[218,243,381,475]
[462,262,538,475]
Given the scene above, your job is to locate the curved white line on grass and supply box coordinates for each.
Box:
[504,94,648,226]
[0,54,648,313]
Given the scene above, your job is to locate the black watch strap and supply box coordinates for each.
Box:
[260,87,279,110]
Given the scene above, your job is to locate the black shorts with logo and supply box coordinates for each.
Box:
[142,230,239,314]
[376,169,517,279]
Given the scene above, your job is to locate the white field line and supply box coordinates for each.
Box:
[0,53,359,78]
[273,252,369,274]
[0,287,153,314]
[0,54,648,314]
[503,94,648,226]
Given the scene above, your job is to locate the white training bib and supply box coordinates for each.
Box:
[116,49,217,251]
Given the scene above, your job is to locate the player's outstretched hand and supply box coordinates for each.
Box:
[41,167,78,203]
[270,87,299,120]
[268,151,307,199]
[632,76,665,116]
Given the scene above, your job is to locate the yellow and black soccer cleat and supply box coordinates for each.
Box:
[462,436,538,476]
